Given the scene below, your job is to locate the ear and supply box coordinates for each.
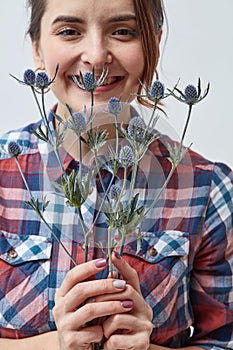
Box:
[31,40,45,70]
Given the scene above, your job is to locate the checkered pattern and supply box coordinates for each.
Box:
[0,111,233,349]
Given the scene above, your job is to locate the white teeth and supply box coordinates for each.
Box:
[72,75,119,87]
[102,77,118,86]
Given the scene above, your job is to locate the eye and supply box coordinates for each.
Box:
[57,27,81,37]
[113,28,138,38]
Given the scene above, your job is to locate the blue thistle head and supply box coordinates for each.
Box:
[71,112,86,136]
[35,72,50,90]
[83,72,97,92]
[149,80,165,99]
[23,69,36,86]
[127,116,146,142]
[109,184,121,200]
[8,141,22,158]
[184,85,198,102]
[119,145,134,167]
[107,97,122,116]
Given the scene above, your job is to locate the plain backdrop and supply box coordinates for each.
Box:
[0,0,232,167]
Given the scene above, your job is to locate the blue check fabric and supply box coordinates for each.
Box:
[0,111,233,349]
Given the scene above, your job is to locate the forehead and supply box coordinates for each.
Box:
[44,0,135,20]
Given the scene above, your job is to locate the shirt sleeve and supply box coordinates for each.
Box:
[189,162,233,349]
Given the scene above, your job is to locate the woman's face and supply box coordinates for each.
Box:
[32,0,145,116]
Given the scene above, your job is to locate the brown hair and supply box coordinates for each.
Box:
[27,0,164,102]
[133,0,164,103]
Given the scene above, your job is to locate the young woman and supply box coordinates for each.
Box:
[0,1,232,349]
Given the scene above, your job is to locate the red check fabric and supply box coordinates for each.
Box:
[0,112,233,349]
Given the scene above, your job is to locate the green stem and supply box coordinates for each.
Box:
[32,87,67,181]
[114,114,119,155]
[15,157,35,200]
[38,211,77,266]
[77,207,89,263]
[144,163,176,217]
[146,102,157,131]
[114,166,127,213]
[180,104,193,148]
[126,157,139,218]
[89,92,94,127]
[93,150,110,201]
[14,157,77,266]
[119,233,126,257]
[54,148,67,180]
[41,89,53,138]
[78,136,83,178]
[108,226,114,278]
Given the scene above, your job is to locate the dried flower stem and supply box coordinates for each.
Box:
[14,156,77,266]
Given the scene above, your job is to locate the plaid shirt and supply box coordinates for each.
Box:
[0,112,233,349]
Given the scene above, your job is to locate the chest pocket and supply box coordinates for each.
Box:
[123,230,191,328]
[0,231,52,335]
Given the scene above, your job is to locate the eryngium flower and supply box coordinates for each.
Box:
[127,116,146,142]
[109,184,121,200]
[35,72,50,90]
[83,72,97,91]
[8,141,22,158]
[71,112,86,136]
[23,69,36,86]
[184,85,198,102]
[107,97,122,116]
[119,145,134,167]
[149,80,165,99]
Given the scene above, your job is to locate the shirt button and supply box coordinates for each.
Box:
[8,249,18,259]
[148,247,157,257]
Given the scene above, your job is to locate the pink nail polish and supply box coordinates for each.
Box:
[121,300,133,308]
[95,258,107,268]
[113,279,126,289]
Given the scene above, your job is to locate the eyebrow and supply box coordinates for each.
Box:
[52,14,136,26]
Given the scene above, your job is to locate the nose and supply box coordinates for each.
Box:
[80,32,112,69]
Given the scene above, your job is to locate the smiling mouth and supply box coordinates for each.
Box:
[71,75,123,88]
[100,76,122,86]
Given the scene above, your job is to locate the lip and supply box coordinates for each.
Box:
[69,75,125,94]
[95,76,125,93]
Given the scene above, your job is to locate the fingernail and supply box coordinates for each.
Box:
[113,251,121,259]
[113,279,126,289]
[121,300,133,308]
[95,258,107,268]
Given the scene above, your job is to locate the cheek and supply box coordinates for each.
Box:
[42,45,68,77]
[123,45,145,78]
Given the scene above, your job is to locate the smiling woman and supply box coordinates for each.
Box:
[31,0,146,118]
[0,1,233,350]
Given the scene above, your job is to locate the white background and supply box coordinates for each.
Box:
[0,0,232,167]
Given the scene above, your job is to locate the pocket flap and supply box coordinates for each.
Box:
[0,231,52,266]
[124,230,190,263]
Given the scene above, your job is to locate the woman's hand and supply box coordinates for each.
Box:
[97,252,154,350]
[53,258,133,350]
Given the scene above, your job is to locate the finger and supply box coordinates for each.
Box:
[112,252,141,293]
[59,325,103,349]
[94,282,153,319]
[55,258,107,298]
[94,283,136,305]
[103,313,153,340]
[69,300,134,329]
[63,278,127,312]
[104,331,151,350]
